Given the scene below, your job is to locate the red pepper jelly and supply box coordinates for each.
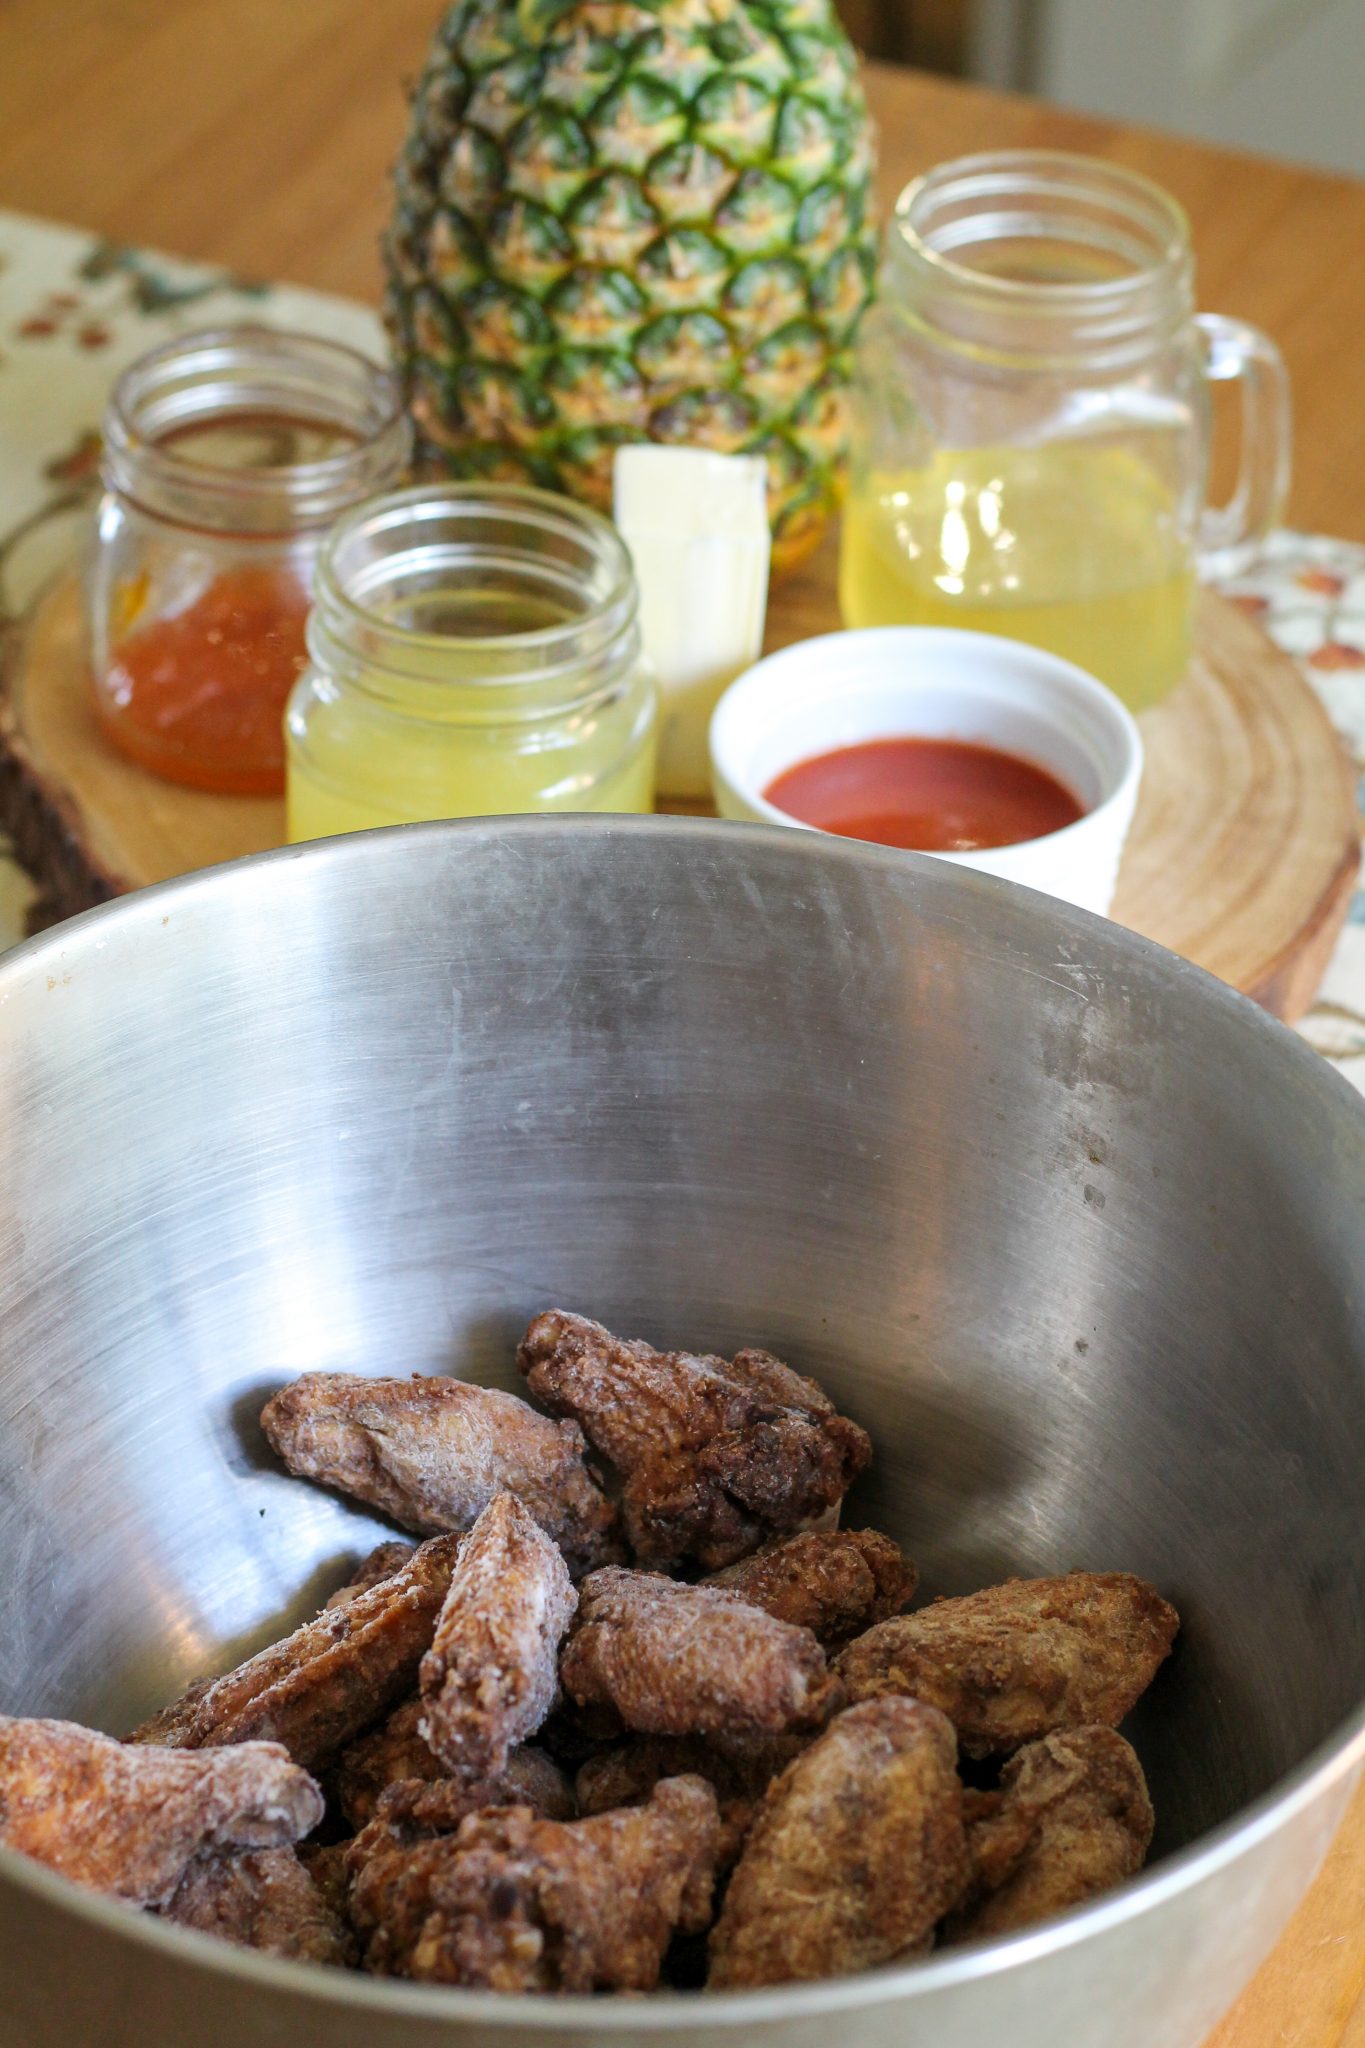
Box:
[90,329,408,794]
[98,558,313,794]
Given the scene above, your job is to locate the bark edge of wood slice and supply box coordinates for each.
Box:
[3,571,1359,1024]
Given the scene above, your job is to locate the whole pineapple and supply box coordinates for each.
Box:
[385,0,878,570]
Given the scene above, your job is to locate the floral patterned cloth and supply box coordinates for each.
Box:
[2,208,1364,1087]
[1218,536,1365,1084]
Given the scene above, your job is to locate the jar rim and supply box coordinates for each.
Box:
[892,150,1193,304]
[308,481,642,712]
[103,325,408,531]
[318,481,635,653]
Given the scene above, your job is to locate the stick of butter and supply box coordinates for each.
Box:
[613,446,771,801]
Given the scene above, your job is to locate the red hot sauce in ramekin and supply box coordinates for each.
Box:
[764,736,1084,852]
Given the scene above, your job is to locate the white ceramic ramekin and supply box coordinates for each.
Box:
[709,627,1144,916]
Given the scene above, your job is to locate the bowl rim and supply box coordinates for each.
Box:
[708,624,1144,858]
[1,811,1361,2025]
[2,1703,1361,2026]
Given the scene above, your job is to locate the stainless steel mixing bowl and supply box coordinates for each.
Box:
[0,818,1361,2048]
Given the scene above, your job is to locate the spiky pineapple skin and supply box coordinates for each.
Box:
[385,0,878,569]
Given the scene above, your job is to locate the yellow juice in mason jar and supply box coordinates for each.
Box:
[285,484,659,843]
[286,584,656,841]
[838,444,1196,713]
[287,695,657,839]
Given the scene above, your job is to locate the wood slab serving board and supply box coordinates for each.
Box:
[1,555,1360,1026]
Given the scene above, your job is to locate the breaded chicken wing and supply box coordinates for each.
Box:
[704,1529,917,1644]
[129,1534,462,1769]
[708,1698,969,1988]
[945,1726,1154,1943]
[837,1571,1179,1758]
[560,1568,840,1741]
[495,1744,578,1824]
[350,1775,719,1991]
[0,1717,322,1909]
[344,1757,579,1883]
[335,1693,578,1833]
[332,1697,443,1827]
[344,1778,479,1876]
[575,1734,800,1869]
[419,1491,575,1779]
[517,1311,871,1570]
[162,1846,355,1966]
[299,1839,353,1925]
[260,1372,620,1576]
[323,1541,416,1611]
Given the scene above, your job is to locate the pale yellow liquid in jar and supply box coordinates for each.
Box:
[286,585,657,841]
[838,445,1196,713]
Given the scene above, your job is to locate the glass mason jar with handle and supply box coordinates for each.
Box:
[839,153,1291,713]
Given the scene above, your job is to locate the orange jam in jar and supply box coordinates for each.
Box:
[90,330,408,794]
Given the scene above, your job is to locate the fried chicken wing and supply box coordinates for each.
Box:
[704,1529,917,1645]
[323,1541,416,1612]
[560,1567,840,1742]
[945,1726,1154,1943]
[351,1775,719,1991]
[163,1846,355,1966]
[517,1311,871,1570]
[345,1779,477,1876]
[335,1692,579,1833]
[333,1697,442,1827]
[837,1571,1179,1759]
[419,1491,575,1779]
[708,1698,969,1988]
[344,1776,494,1875]
[532,1696,630,1771]
[344,1755,579,1884]
[498,1745,578,1824]
[130,1533,462,1769]
[575,1734,796,1868]
[299,1839,353,1924]
[260,1372,620,1576]
[0,1717,322,1909]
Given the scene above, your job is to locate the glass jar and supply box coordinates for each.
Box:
[285,483,658,839]
[839,153,1291,712]
[89,327,408,793]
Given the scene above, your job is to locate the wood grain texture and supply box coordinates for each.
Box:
[1203,1776,1365,2048]
[1109,590,1361,1021]
[7,567,1359,1022]
[0,0,1362,537]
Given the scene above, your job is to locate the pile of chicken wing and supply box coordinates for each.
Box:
[0,1309,1179,1994]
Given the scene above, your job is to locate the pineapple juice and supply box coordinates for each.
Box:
[838,443,1195,714]
[286,583,657,841]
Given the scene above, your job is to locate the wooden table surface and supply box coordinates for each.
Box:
[0,5,1362,2043]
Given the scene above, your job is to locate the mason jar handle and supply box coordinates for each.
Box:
[1195,312,1292,582]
